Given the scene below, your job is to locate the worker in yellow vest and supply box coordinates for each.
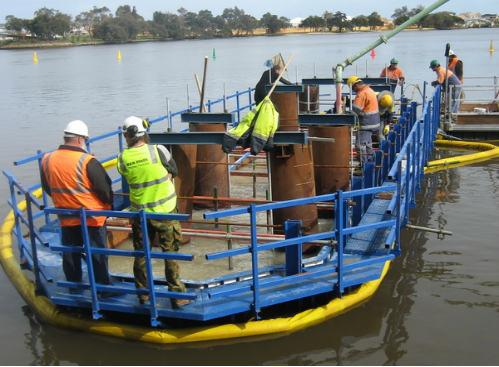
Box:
[376,90,395,142]
[117,116,193,308]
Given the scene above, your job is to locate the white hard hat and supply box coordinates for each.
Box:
[122,116,149,137]
[64,120,89,140]
[449,50,455,56]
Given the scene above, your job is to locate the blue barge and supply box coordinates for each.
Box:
[1,80,444,343]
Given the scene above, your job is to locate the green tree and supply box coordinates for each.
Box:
[26,8,71,39]
[409,6,427,28]
[150,11,183,39]
[367,12,384,30]
[323,11,333,31]
[329,11,349,33]
[221,7,241,35]
[300,15,325,31]
[115,5,143,20]
[429,12,464,30]
[75,6,111,37]
[184,10,215,39]
[238,13,258,35]
[260,13,289,34]
[392,6,410,26]
[4,15,29,32]
[351,15,368,30]
[94,19,128,42]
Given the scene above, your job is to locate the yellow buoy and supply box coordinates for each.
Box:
[490,40,494,52]
[33,52,38,63]
[117,50,122,60]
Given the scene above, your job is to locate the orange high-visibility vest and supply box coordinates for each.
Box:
[353,85,381,130]
[42,149,110,226]
[380,67,404,82]
[448,57,463,82]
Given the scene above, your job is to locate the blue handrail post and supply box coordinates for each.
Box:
[334,190,347,296]
[138,210,161,327]
[363,162,375,210]
[351,176,363,226]
[380,140,390,182]
[424,99,432,166]
[37,150,51,225]
[415,119,423,192]
[409,139,417,209]
[25,192,44,295]
[117,131,130,209]
[392,162,403,256]
[79,207,103,320]
[373,150,383,187]
[235,91,241,123]
[6,175,23,257]
[403,143,412,225]
[393,123,401,155]
[249,204,261,320]
[284,220,303,276]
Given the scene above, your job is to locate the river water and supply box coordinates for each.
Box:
[1,28,498,365]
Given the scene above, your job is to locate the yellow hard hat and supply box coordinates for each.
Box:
[380,94,393,108]
[347,76,361,87]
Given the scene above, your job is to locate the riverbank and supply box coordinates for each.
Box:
[0,25,462,50]
[0,39,106,49]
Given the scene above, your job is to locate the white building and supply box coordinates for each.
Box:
[289,17,304,28]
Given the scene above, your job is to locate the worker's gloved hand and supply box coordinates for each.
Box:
[431,81,438,87]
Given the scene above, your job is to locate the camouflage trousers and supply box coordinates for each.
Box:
[131,218,186,297]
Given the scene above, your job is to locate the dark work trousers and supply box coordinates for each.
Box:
[60,225,112,285]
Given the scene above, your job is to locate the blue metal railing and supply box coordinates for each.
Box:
[201,86,442,319]
[45,207,192,326]
[3,85,442,325]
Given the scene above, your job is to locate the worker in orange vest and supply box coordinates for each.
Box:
[430,59,463,114]
[348,76,380,165]
[41,120,119,298]
[448,50,464,82]
[380,58,405,92]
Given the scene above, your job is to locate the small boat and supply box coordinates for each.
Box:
[442,76,499,140]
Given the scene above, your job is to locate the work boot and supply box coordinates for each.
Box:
[171,299,194,308]
[353,168,363,177]
[138,296,149,304]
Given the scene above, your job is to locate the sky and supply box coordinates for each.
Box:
[0,0,494,22]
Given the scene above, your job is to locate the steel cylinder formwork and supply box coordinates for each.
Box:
[189,123,229,208]
[309,125,351,195]
[299,85,320,113]
[172,144,197,243]
[269,92,319,251]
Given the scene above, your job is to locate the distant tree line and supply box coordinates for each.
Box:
[300,7,465,33]
[4,5,470,42]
